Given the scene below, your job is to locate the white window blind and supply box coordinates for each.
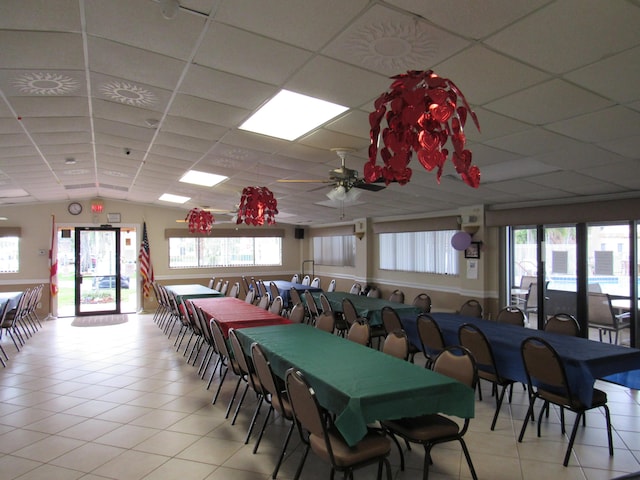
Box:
[379,230,458,275]
[313,235,355,267]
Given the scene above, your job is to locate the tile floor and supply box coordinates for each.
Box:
[1,313,640,480]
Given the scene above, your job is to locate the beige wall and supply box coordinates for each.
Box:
[0,200,301,316]
[0,199,501,317]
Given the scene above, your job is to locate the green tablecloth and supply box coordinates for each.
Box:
[312,291,422,326]
[236,323,474,446]
[164,284,224,302]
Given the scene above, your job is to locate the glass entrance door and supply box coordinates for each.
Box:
[74,227,121,315]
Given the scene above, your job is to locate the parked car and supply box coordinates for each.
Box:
[95,275,130,289]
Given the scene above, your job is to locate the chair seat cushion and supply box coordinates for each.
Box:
[538,387,607,410]
[382,414,460,442]
[309,427,390,467]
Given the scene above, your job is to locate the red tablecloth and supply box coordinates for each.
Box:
[191,296,291,337]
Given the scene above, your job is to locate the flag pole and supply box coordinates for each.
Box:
[45,214,58,321]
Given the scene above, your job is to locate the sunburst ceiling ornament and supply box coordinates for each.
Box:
[99,81,157,107]
[13,72,79,95]
[366,69,481,188]
[346,21,438,72]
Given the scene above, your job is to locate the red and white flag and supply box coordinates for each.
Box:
[138,222,154,297]
[49,215,58,297]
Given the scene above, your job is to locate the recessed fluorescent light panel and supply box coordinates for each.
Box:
[239,89,349,141]
[179,170,228,187]
[159,193,190,204]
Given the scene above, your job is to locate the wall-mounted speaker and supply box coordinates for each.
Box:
[294,227,304,239]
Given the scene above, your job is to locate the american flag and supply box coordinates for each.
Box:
[138,222,154,298]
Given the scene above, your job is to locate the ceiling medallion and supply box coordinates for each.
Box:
[99,81,157,107]
[13,72,79,95]
[346,21,438,72]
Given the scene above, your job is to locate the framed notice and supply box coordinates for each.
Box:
[464,242,481,259]
[106,212,121,223]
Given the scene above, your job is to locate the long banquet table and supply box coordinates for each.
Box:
[400,312,640,405]
[0,291,23,310]
[269,280,322,306]
[235,323,474,447]
[165,284,224,303]
[312,291,422,326]
[191,296,290,337]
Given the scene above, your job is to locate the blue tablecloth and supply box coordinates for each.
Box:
[0,291,23,310]
[270,280,322,306]
[400,312,640,405]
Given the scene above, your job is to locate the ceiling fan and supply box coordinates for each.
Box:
[277,148,386,200]
[176,204,240,224]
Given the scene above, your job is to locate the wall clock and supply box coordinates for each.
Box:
[67,202,82,215]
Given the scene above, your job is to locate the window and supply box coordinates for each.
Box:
[379,230,459,275]
[0,236,19,273]
[313,235,355,267]
[169,237,281,268]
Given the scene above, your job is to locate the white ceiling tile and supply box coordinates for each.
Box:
[486,128,582,156]
[0,31,84,69]
[485,79,613,124]
[88,37,186,91]
[215,0,369,51]
[387,0,548,40]
[168,94,249,127]
[485,0,640,73]
[180,64,277,110]
[194,23,312,86]
[565,46,640,104]
[285,56,391,108]
[547,106,640,143]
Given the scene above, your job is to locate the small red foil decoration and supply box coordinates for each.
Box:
[237,186,278,226]
[366,70,481,188]
[185,208,214,234]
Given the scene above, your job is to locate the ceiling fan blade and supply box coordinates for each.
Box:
[354,182,386,192]
[277,179,332,183]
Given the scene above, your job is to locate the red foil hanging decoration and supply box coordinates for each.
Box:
[366,70,481,188]
[185,208,214,234]
[236,186,278,226]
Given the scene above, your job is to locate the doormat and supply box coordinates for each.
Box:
[71,314,129,327]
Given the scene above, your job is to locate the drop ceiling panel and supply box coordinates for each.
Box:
[387,0,549,40]
[85,0,206,59]
[485,0,640,74]
[285,56,391,108]
[0,31,85,69]
[179,64,277,110]
[215,0,369,51]
[168,94,249,126]
[0,0,638,222]
[485,79,613,125]
[565,46,640,104]
[87,37,186,91]
[435,45,550,106]
[194,23,312,86]
[547,106,640,143]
